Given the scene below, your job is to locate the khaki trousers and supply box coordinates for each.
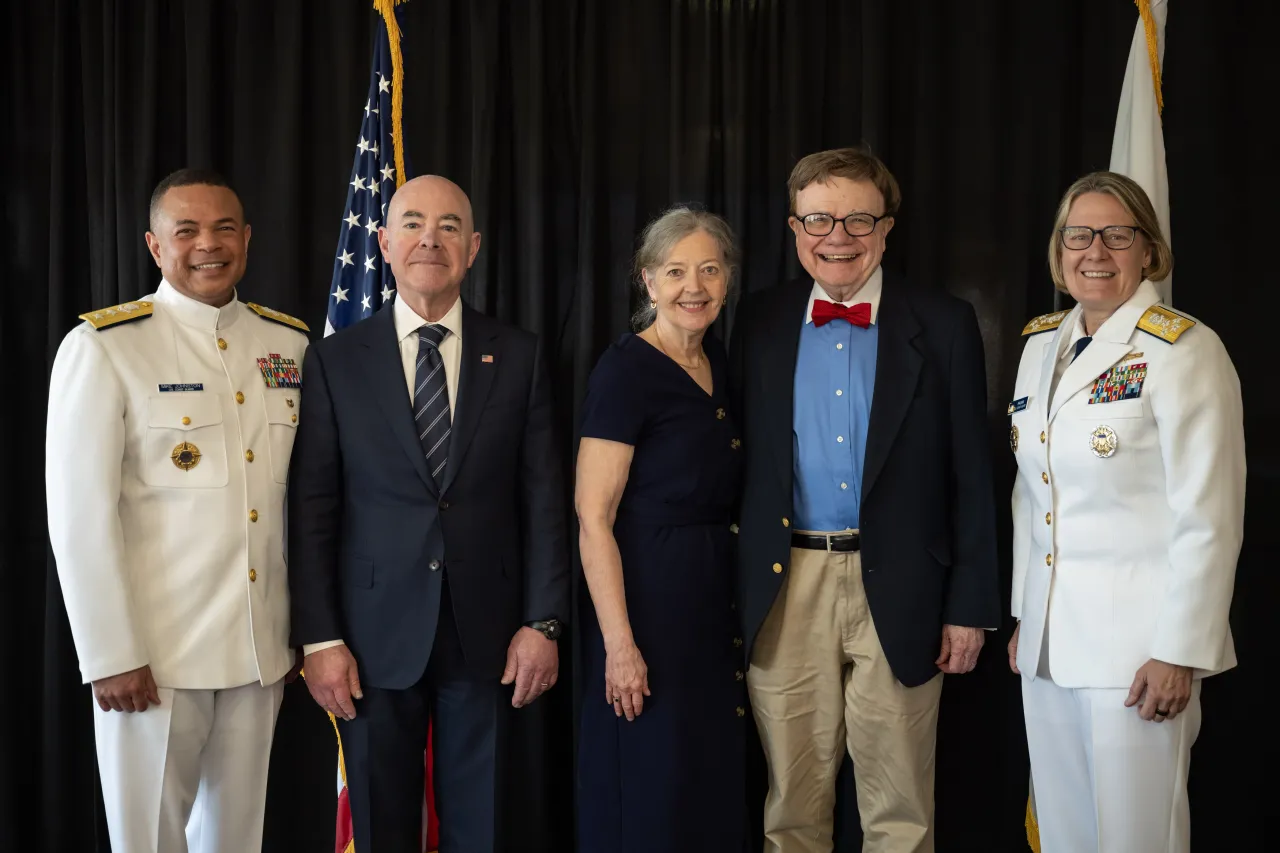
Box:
[747,544,943,853]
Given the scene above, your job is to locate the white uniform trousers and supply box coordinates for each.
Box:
[93,680,285,853]
[1022,673,1201,853]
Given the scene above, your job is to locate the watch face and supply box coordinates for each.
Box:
[543,621,562,639]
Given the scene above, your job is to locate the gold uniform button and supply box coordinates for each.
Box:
[286,398,295,408]
[245,449,255,462]
[716,407,725,420]
[735,670,744,681]
[782,517,790,528]
[735,706,746,718]
[729,523,739,534]
[730,438,742,450]
[1045,512,1051,525]
[248,568,257,582]
[217,338,228,350]
[181,416,191,425]
[1041,472,1049,484]
[235,391,245,404]
[772,562,783,574]
[733,637,743,648]
[1040,431,1046,443]
[249,509,259,522]
[291,414,298,423]
[1045,554,1053,566]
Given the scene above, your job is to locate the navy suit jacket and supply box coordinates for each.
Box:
[729,273,1001,688]
[287,300,570,689]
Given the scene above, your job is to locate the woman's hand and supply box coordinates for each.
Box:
[604,640,651,721]
[1125,658,1193,722]
[1008,622,1021,674]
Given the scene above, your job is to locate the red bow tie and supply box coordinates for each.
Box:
[812,299,872,328]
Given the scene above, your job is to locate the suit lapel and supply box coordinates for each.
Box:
[758,282,810,496]
[1035,313,1071,427]
[438,304,501,495]
[361,303,437,495]
[1047,290,1152,423]
[862,281,923,501]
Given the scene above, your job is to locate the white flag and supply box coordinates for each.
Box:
[1110,0,1171,304]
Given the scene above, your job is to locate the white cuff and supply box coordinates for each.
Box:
[303,640,345,656]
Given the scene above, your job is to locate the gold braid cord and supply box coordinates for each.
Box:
[1136,0,1165,114]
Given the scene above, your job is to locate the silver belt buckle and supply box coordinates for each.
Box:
[825,533,834,553]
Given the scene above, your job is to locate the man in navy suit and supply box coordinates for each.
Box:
[288,175,570,853]
[730,147,1000,853]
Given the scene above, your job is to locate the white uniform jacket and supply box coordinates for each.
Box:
[1010,279,1245,687]
[46,280,309,689]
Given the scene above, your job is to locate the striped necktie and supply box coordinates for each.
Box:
[414,324,451,484]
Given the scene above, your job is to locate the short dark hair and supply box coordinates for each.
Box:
[787,145,901,217]
[149,168,244,230]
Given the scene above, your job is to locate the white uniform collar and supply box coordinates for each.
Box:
[155,279,242,331]
[394,291,463,344]
[804,265,884,325]
[1055,278,1161,361]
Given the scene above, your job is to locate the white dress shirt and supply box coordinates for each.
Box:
[803,265,884,325]
[303,293,464,657]
[396,292,463,414]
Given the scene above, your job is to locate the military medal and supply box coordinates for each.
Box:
[171,441,202,471]
[1089,425,1118,458]
[257,353,302,388]
[1009,425,1019,452]
[1089,362,1147,404]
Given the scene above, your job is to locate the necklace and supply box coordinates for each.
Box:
[653,323,704,371]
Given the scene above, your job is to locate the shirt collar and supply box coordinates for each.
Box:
[1057,311,1091,363]
[155,279,242,331]
[1056,278,1161,361]
[394,292,463,344]
[804,265,884,325]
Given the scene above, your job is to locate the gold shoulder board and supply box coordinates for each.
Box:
[1021,310,1070,336]
[247,303,310,333]
[1137,305,1196,343]
[79,301,154,330]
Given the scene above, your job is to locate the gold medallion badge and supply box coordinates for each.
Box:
[1089,425,1118,459]
[1009,425,1019,453]
[171,441,202,471]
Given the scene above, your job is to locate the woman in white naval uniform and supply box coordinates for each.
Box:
[1007,171,1245,853]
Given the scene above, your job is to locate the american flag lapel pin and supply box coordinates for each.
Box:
[481,354,494,363]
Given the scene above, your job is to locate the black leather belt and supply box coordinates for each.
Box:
[791,531,861,552]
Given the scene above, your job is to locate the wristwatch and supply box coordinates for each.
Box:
[526,619,563,641]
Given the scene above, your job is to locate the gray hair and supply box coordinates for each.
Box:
[630,206,740,330]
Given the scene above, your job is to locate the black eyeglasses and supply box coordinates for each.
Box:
[1058,225,1142,251]
[794,212,890,238]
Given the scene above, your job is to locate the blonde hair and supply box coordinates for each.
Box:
[1047,171,1173,292]
[787,145,901,217]
[631,206,739,330]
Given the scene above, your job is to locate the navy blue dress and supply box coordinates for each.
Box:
[577,333,746,853]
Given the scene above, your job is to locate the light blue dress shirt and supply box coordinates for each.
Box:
[791,268,883,531]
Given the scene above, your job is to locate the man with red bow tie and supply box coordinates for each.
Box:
[728,146,1000,853]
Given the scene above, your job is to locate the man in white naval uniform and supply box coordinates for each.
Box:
[45,169,309,852]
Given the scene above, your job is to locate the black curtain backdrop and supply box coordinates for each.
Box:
[5,1,1275,851]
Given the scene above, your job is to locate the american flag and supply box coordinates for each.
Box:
[325,12,400,337]
[322,5,439,852]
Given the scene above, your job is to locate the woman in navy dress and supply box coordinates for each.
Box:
[575,207,746,853]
